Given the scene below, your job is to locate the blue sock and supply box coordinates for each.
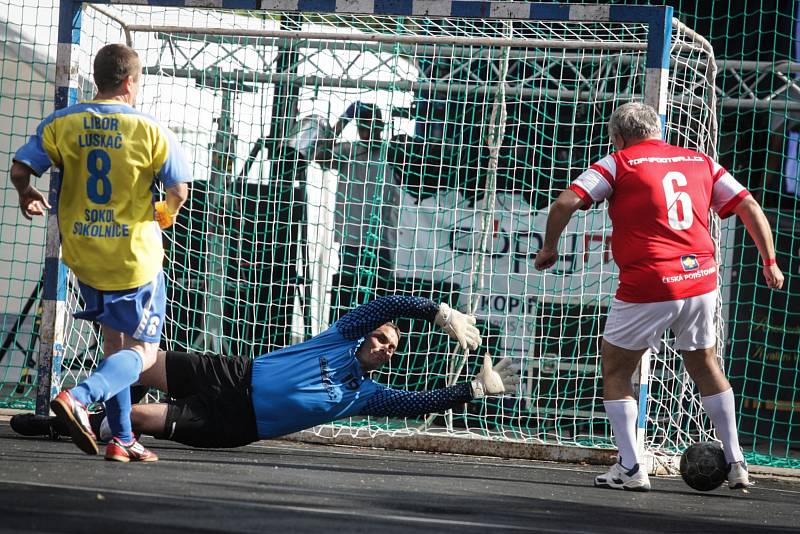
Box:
[105,386,134,443]
[70,349,143,405]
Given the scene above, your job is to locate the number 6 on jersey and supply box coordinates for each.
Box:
[662,171,693,230]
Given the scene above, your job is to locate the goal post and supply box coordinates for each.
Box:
[29,0,721,470]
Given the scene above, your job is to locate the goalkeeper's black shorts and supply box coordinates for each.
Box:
[160,351,259,448]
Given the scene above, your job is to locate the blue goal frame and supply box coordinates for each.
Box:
[39,0,674,455]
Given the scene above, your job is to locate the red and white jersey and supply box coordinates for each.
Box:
[569,139,750,303]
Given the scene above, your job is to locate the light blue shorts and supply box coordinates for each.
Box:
[74,271,166,343]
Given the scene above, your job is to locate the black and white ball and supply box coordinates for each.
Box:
[680,441,728,491]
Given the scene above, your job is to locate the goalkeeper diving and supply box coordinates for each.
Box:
[15,296,519,449]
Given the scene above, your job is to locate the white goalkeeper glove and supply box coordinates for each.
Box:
[434,302,482,350]
[470,353,521,399]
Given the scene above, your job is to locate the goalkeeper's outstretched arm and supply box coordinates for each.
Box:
[336,295,482,350]
[359,354,520,418]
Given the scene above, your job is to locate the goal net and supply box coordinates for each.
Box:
[4,1,721,469]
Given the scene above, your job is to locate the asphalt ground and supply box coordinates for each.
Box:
[0,419,798,533]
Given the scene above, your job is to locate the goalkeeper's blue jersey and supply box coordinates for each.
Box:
[250,325,385,438]
[250,295,444,439]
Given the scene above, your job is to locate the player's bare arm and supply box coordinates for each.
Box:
[534,189,586,271]
[10,161,50,220]
[165,181,189,215]
[155,181,190,229]
[732,195,784,289]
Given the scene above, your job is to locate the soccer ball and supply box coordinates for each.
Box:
[679,441,728,491]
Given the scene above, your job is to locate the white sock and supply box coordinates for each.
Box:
[604,399,640,469]
[701,388,744,463]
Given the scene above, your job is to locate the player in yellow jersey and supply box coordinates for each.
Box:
[10,44,193,462]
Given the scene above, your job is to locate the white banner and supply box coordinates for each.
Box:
[394,190,618,358]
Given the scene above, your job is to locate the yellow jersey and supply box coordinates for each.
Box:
[14,100,192,290]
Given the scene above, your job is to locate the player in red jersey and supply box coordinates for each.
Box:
[535,102,784,491]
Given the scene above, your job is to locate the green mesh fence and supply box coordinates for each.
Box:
[0,1,796,470]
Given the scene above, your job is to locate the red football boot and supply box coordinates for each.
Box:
[50,390,98,455]
[105,437,159,463]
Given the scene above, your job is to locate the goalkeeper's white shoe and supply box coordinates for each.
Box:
[594,462,651,492]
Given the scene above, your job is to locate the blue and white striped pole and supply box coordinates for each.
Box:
[606,3,674,466]
[639,6,673,466]
[34,1,82,416]
[67,1,674,23]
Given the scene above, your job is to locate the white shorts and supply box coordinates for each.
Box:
[603,290,717,352]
